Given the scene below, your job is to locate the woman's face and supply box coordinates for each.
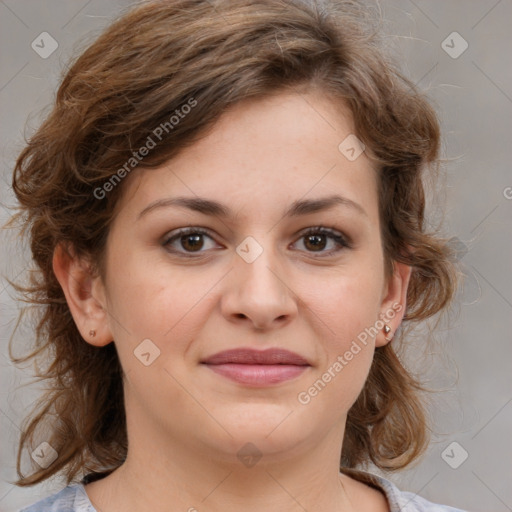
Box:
[93,90,408,465]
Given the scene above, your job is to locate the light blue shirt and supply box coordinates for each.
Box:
[19,469,468,511]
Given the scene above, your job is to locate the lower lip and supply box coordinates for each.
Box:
[203,363,309,386]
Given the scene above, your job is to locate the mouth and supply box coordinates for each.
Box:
[200,348,311,386]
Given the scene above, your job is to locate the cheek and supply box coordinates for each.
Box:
[103,246,213,362]
[296,347,373,438]
[298,279,379,418]
[315,263,385,338]
[306,264,384,400]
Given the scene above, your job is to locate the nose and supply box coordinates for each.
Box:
[220,242,298,332]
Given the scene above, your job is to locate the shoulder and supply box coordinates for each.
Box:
[396,488,468,512]
[19,483,96,512]
[341,468,468,512]
[389,482,468,512]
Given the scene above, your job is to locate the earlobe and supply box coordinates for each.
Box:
[376,261,412,347]
[52,243,112,347]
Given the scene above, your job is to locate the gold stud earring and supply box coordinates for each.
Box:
[89,329,96,337]
[383,324,393,342]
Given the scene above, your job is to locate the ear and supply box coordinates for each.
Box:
[52,243,112,347]
[375,260,412,347]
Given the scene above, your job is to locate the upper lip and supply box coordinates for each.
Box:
[201,348,310,366]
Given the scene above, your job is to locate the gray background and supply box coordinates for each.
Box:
[1,1,511,511]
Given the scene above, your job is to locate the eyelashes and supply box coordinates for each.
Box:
[162,226,352,258]
[297,226,352,254]
[163,227,217,255]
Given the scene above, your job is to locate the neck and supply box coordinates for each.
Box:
[85,416,360,512]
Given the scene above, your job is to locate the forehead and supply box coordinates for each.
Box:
[114,90,379,224]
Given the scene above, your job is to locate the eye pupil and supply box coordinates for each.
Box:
[305,234,326,251]
[182,234,203,251]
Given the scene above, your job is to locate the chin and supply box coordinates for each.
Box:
[205,403,316,460]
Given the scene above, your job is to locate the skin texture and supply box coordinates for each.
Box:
[53,90,411,512]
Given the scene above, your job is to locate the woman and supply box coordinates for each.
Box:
[9,0,465,510]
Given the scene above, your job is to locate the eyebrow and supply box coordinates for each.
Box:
[137,194,367,220]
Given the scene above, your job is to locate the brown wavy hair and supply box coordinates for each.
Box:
[7,0,458,486]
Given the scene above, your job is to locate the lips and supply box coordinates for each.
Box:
[201,348,310,366]
[201,348,310,386]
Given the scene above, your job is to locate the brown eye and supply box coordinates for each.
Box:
[293,227,351,256]
[163,228,218,255]
[180,233,204,252]
[303,233,328,252]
